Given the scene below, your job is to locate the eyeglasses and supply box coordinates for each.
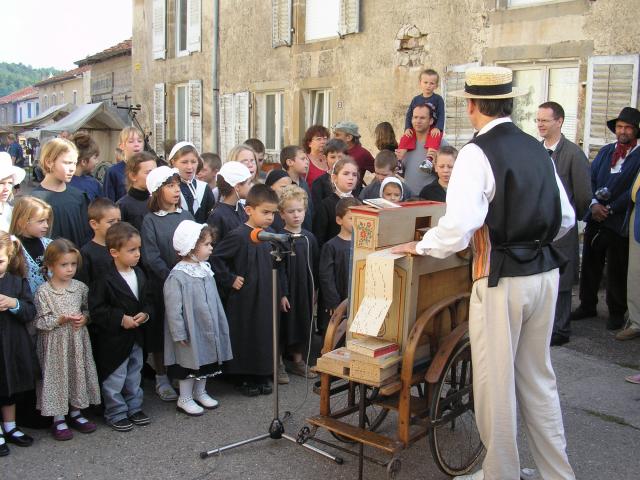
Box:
[535,119,555,124]
[312,136,328,141]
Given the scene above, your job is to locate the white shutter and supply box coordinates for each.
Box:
[152,0,166,60]
[339,0,360,35]
[272,0,292,47]
[188,80,202,151]
[233,92,250,145]
[583,55,639,160]
[219,94,235,162]
[444,63,478,149]
[153,83,166,155]
[187,0,201,53]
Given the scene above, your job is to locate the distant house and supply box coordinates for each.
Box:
[0,86,39,127]
[34,65,91,112]
[76,39,133,108]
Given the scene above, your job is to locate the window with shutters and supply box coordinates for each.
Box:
[36,103,39,116]
[255,91,284,159]
[443,63,478,149]
[43,95,48,110]
[27,103,32,119]
[507,63,580,142]
[188,80,202,151]
[152,0,166,60]
[272,0,292,48]
[583,55,639,161]
[219,92,250,162]
[52,94,56,106]
[305,0,360,43]
[176,0,189,56]
[175,0,201,56]
[304,89,331,130]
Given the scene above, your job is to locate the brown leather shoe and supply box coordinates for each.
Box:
[615,327,640,341]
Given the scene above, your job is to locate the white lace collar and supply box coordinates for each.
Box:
[153,207,183,217]
[173,260,214,278]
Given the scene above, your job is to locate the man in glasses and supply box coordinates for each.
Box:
[536,102,591,346]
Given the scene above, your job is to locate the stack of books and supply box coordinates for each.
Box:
[346,337,401,383]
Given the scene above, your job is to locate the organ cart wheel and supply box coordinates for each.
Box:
[329,382,390,443]
[386,456,401,479]
[429,338,484,476]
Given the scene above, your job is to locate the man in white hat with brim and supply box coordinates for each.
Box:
[393,66,576,480]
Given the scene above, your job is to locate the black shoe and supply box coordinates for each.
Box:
[569,305,597,321]
[107,418,134,432]
[259,383,273,395]
[606,314,625,331]
[128,411,150,426]
[550,333,570,347]
[0,437,8,456]
[4,428,33,447]
[235,382,260,397]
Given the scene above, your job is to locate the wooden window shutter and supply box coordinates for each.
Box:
[188,80,203,151]
[272,0,292,48]
[233,92,250,145]
[153,83,166,155]
[339,0,360,35]
[444,63,478,149]
[187,0,202,53]
[219,94,235,162]
[152,0,166,60]
[583,55,639,161]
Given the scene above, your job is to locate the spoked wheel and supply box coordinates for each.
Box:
[329,381,390,443]
[429,338,484,476]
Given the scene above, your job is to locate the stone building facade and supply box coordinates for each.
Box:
[76,39,133,108]
[133,0,640,162]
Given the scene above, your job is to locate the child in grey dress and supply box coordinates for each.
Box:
[164,220,233,416]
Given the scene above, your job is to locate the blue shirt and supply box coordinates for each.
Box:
[405,93,445,132]
[69,174,104,202]
[103,161,127,202]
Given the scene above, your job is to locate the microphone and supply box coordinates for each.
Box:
[249,228,301,244]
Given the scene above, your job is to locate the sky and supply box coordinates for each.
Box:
[0,0,133,70]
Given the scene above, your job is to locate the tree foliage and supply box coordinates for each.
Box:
[0,62,62,97]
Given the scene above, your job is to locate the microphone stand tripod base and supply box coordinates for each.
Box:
[199,241,342,466]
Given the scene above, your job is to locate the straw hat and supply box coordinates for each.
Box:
[450,66,526,99]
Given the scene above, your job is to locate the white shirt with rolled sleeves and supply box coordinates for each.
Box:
[416,117,575,258]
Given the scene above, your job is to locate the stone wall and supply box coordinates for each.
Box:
[90,55,133,106]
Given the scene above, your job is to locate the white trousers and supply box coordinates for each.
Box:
[469,270,575,480]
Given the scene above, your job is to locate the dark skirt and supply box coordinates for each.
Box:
[167,362,221,380]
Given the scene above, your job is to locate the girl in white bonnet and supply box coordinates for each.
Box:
[164,220,232,416]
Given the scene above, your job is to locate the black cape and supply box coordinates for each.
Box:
[318,235,351,330]
[0,274,39,397]
[211,224,275,376]
[279,229,318,348]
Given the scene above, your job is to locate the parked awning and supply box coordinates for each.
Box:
[41,102,126,134]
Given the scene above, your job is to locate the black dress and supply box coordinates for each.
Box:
[0,274,39,400]
[318,236,351,330]
[211,224,274,377]
[313,192,341,248]
[77,241,113,287]
[207,202,248,243]
[117,187,150,232]
[279,229,319,348]
[311,173,333,209]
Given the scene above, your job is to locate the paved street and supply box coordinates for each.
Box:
[3,288,639,480]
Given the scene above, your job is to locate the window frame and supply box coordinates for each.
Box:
[174,83,190,142]
[305,0,340,43]
[175,0,190,57]
[503,60,581,142]
[51,93,56,106]
[505,0,571,8]
[256,91,285,156]
[304,88,332,130]
[43,95,48,110]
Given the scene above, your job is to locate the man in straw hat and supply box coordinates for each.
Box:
[393,66,576,479]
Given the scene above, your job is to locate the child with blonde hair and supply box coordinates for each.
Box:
[104,127,144,202]
[9,196,53,296]
[165,221,232,415]
[34,239,100,441]
[0,232,38,456]
[0,151,26,231]
[226,144,258,181]
[31,138,92,248]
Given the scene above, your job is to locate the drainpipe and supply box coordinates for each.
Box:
[211,0,220,153]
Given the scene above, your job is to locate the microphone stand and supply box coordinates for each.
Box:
[200,239,342,464]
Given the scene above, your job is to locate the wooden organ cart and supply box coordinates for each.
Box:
[299,202,485,479]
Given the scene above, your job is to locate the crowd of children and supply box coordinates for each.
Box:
[0,67,456,455]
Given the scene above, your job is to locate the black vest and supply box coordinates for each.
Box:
[471,122,566,287]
